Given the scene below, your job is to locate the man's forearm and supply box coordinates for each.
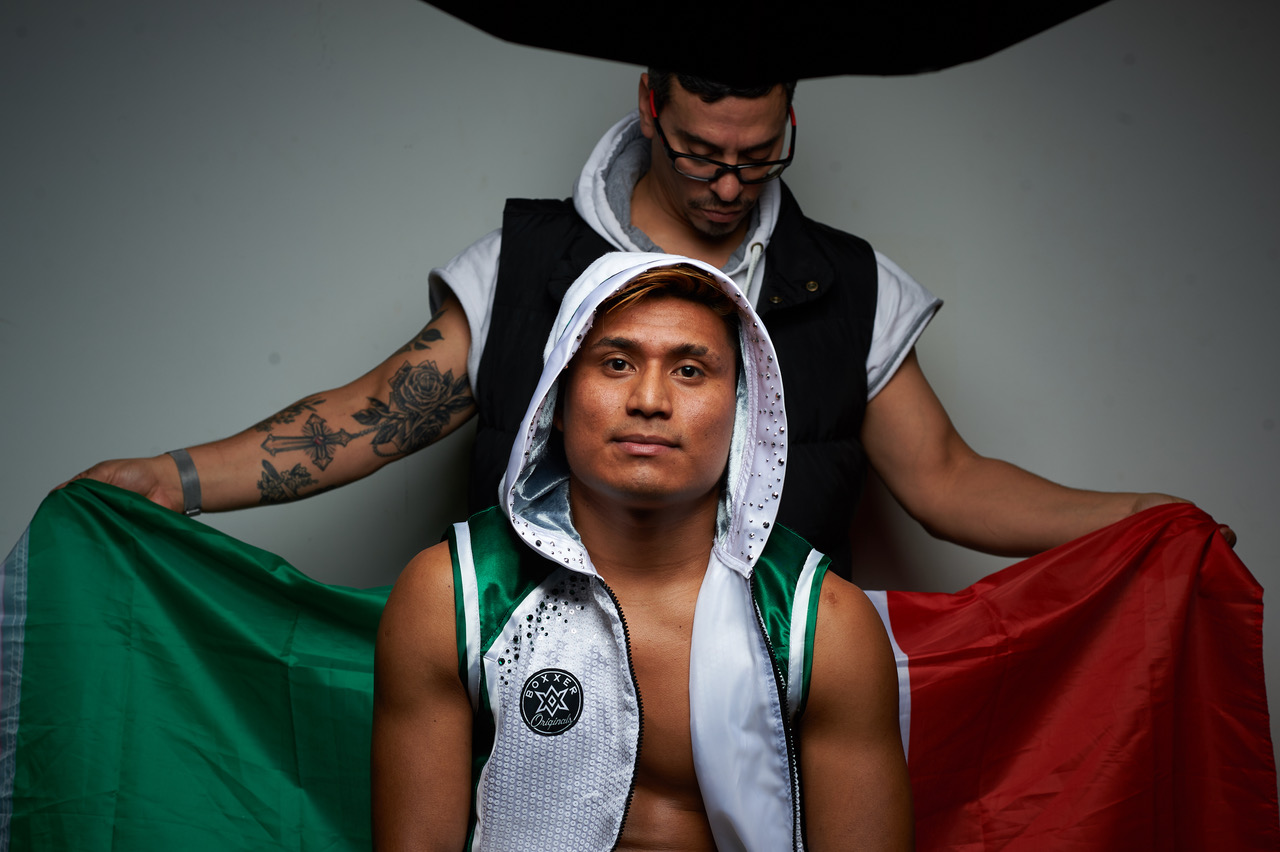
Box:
[174,361,475,512]
[861,348,1223,558]
[66,296,476,514]
[901,451,1173,557]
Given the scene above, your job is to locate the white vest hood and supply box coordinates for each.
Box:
[498,252,789,580]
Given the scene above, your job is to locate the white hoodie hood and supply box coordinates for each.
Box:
[498,251,788,580]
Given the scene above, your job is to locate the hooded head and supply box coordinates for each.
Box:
[500,252,787,579]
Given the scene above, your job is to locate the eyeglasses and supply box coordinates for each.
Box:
[649,89,796,185]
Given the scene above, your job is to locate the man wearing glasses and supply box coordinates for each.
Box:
[69,68,1218,574]
[430,68,1210,569]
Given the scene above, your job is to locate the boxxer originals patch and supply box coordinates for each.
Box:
[520,668,584,736]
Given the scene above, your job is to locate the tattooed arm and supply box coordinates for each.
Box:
[63,293,477,512]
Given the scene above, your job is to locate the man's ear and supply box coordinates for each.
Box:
[637,73,656,141]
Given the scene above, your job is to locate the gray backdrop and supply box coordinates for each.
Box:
[4,0,1278,769]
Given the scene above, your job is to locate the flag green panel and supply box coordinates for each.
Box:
[3,480,390,851]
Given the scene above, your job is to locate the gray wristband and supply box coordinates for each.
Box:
[167,448,203,517]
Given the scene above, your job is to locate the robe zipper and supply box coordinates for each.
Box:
[753,598,804,852]
[601,579,644,852]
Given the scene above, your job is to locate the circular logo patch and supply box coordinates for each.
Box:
[520,668,584,736]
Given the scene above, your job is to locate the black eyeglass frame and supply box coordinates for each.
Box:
[648,89,797,185]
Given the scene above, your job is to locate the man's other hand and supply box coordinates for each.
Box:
[1131,492,1237,548]
[56,455,185,513]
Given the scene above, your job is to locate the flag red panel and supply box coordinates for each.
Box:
[884,504,1278,850]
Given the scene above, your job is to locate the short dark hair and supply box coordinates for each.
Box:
[647,68,796,112]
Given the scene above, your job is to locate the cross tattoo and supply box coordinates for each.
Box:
[259,413,369,470]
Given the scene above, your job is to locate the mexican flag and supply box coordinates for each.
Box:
[2,481,1276,850]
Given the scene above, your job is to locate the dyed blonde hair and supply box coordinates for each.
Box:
[601,264,737,325]
[598,264,741,372]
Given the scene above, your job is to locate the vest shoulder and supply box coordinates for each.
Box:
[466,504,513,533]
[454,508,561,647]
[798,216,875,255]
[497,198,608,270]
[502,197,578,224]
[455,507,535,580]
[775,182,875,258]
[757,523,822,572]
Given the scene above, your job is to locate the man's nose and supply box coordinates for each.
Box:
[627,369,672,418]
[708,169,743,202]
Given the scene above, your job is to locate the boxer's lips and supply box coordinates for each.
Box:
[613,434,679,456]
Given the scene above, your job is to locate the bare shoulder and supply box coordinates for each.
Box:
[811,574,897,686]
[374,543,463,760]
[388,540,456,606]
[376,541,458,685]
[373,541,473,850]
[801,572,913,851]
[804,571,901,742]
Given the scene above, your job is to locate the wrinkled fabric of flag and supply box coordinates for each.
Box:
[1,481,385,851]
[2,480,1277,850]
